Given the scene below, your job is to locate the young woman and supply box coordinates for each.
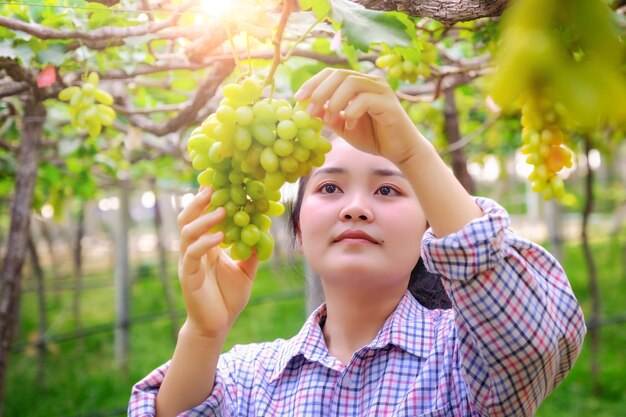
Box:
[129,69,586,417]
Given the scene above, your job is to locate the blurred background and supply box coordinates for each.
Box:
[1,0,626,416]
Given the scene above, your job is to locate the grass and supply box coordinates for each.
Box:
[5,232,626,417]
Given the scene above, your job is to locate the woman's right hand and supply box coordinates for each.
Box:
[177,187,259,339]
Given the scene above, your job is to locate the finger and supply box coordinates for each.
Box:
[342,92,387,129]
[179,207,225,254]
[180,232,224,281]
[294,67,336,101]
[307,70,352,113]
[325,76,388,122]
[177,187,213,229]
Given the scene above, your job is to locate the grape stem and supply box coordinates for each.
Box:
[224,23,244,75]
[246,32,252,74]
[264,0,295,88]
[282,14,327,62]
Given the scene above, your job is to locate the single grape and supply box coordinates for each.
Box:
[233,210,250,227]
[241,224,261,246]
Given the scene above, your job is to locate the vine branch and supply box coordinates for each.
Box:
[265,0,295,87]
[0,0,195,43]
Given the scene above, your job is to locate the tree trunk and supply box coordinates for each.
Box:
[152,182,178,341]
[582,139,602,396]
[0,96,44,417]
[28,231,47,386]
[72,201,85,346]
[443,88,475,194]
[115,178,131,372]
[353,0,510,24]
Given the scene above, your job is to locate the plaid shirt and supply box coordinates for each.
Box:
[129,198,585,416]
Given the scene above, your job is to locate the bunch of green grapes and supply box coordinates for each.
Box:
[58,72,116,137]
[520,94,574,202]
[187,76,331,260]
[375,40,437,83]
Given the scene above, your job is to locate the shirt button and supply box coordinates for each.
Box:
[342,375,352,387]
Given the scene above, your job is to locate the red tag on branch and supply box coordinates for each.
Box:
[37,65,57,88]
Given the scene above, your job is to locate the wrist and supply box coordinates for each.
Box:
[179,319,230,344]
[392,131,436,169]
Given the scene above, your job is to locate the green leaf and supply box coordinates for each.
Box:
[58,138,82,157]
[299,0,331,19]
[171,73,199,91]
[290,62,328,92]
[312,37,333,55]
[15,43,34,65]
[341,42,359,69]
[40,8,69,29]
[95,153,118,175]
[0,39,17,59]
[66,158,84,174]
[329,0,414,52]
[395,43,421,65]
[37,43,67,66]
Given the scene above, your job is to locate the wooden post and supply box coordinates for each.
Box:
[114,177,131,372]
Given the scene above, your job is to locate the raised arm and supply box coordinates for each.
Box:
[421,197,586,415]
[295,68,585,415]
[294,68,483,238]
[143,188,258,417]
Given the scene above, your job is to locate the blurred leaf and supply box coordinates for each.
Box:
[15,43,34,65]
[58,138,82,157]
[290,62,327,92]
[0,39,17,59]
[330,0,414,51]
[299,0,331,18]
[66,158,84,174]
[37,43,67,66]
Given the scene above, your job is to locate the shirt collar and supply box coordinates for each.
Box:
[270,290,437,383]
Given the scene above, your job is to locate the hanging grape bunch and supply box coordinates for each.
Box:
[58,72,116,137]
[375,37,437,83]
[520,93,574,202]
[187,76,331,260]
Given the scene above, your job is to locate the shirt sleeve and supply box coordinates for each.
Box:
[421,197,586,417]
[128,352,240,417]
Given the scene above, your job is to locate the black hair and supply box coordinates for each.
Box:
[288,175,451,310]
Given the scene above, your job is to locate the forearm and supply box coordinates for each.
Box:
[394,121,482,237]
[155,322,228,417]
[421,198,586,415]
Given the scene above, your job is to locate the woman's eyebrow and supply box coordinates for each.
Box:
[373,168,405,178]
[312,167,346,177]
[311,167,405,178]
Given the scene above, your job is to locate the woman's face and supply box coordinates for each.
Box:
[299,138,427,290]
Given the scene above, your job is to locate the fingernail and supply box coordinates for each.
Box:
[345,119,355,130]
[306,103,317,115]
[294,89,305,100]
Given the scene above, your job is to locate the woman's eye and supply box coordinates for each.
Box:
[377,186,397,196]
[322,184,338,194]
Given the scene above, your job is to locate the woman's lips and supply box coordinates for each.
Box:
[334,229,379,244]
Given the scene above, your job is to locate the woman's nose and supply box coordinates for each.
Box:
[339,194,373,222]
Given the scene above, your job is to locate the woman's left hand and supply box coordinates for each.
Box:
[295,68,422,165]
